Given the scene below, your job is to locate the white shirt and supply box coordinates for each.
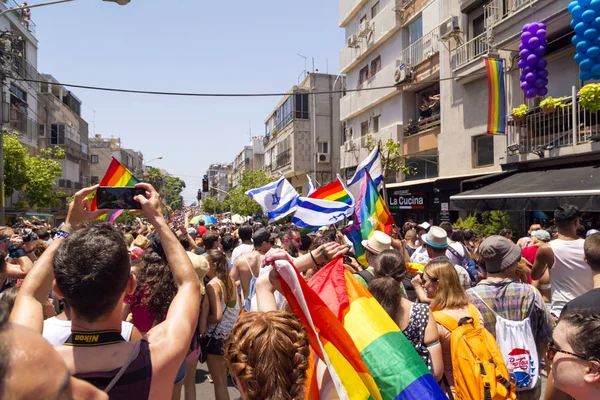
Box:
[410,246,430,265]
[42,318,134,346]
[446,242,467,265]
[549,238,593,316]
[231,243,253,266]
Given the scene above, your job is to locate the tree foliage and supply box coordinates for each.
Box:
[3,132,65,209]
[218,170,273,216]
[365,135,411,179]
[144,167,165,192]
[162,176,186,210]
[201,195,223,215]
[454,211,514,238]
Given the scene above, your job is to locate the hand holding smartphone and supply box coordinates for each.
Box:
[96,187,147,210]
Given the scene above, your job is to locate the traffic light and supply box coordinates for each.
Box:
[202,178,209,192]
[197,189,202,201]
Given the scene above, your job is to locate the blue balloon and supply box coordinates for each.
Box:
[583,10,597,22]
[534,45,547,57]
[572,5,584,19]
[581,57,594,70]
[577,40,592,53]
[575,52,585,63]
[575,21,589,35]
[585,28,598,40]
[536,59,548,69]
[588,45,600,58]
[592,64,600,78]
[537,69,549,78]
[569,1,579,12]
[539,87,549,96]
[527,54,539,65]
[581,70,592,81]
[573,34,583,45]
[595,16,600,28]
[528,36,540,48]
[592,0,600,11]
[581,0,592,6]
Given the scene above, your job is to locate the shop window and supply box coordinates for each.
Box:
[405,153,439,181]
[474,135,494,167]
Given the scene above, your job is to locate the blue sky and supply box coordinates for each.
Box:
[33,0,342,203]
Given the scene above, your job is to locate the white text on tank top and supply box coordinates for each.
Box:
[549,239,592,315]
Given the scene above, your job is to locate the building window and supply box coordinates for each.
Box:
[318,142,329,154]
[370,56,382,78]
[371,2,380,18]
[39,123,45,138]
[90,155,99,164]
[373,115,380,133]
[474,135,494,167]
[361,121,369,136]
[295,93,309,119]
[472,14,485,38]
[359,65,369,85]
[91,176,99,185]
[50,124,65,145]
[409,15,423,45]
[405,152,439,181]
[360,14,367,24]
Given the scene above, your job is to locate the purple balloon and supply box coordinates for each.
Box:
[537,69,549,78]
[534,78,545,88]
[528,23,540,34]
[523,23,531,32]
[542,78,549,86]
[536,29,547,40]
[533,45,547,57]
[538,22,546,30]
[525,72,537,83]
[536,58,548,69]
[527,54,539,65]
[519,43,525,51]
[518,59,527,69]
[520,81,530,91]
[520,49,531,59]
[539,87,548,96]
[528,36,540,48]
[521,31,533,43]
[523,66,534,74]
[526,87,539,98]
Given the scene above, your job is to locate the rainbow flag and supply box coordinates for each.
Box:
[91,157,140,223]
[485,57,506,134]
[309,177,354,206]
[274,258,446,400]
[343,170,394,266]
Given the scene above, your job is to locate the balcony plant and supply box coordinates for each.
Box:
[539,96,569,113]
[511,104,528,121]
[579,83,600,113]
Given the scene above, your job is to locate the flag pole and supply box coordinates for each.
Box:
[377,139,390,209]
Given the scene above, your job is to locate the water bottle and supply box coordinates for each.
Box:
[507,364,517,394]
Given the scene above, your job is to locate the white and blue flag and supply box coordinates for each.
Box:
[346,144,383,200]
[246,176,299,223]
[307,175,317,196]
[292,197,353,228]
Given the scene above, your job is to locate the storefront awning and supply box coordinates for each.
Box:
[450,165,600,212]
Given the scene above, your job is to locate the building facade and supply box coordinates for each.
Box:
[263,73,344,195]
[231,136,265,188]
[88,135,144,185]
[206,163,232,202]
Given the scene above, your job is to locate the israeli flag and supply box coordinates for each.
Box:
[292,197,353,228]
[346,145,383,200]
[307,175,317,196]
[246,176,299,223]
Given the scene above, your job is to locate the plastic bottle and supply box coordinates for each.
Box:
[507,364,517,394]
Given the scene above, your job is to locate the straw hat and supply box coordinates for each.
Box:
[187,251,210,294]
[421,226,451,249]
[361,231,392,254]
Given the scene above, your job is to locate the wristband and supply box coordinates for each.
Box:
[309,251,318,267]
[55,230,70,239]
[58,223,74,235]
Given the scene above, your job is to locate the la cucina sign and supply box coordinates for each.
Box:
[388,191,426,210]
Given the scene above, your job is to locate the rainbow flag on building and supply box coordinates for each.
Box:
[274,257,446,400]
[343,170,394,266]
[485,57,506,134]
[91,157,140,223]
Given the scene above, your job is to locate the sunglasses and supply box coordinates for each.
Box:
[546,341,592,362]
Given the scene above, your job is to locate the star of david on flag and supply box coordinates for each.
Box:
[246,176,299,223]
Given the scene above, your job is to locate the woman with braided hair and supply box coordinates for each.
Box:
[225,311,310,400]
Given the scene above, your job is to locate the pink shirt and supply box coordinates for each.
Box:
[124,287,160,334]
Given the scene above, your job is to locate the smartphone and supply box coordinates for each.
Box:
[96,187,146,210]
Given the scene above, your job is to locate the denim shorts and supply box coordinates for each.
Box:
[174,360,186,384]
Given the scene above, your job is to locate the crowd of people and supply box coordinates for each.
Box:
[0,184,599,400]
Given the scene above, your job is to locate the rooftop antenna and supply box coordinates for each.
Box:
[249,120,252,142]
[297,54,307,84]
[92,109,96,136]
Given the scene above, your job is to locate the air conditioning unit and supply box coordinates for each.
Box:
[358,20,372,38]
[394,63,412,83]
[317,153,330,163]
[347,34,359,48]
[440,16,460,39]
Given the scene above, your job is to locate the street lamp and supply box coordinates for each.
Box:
[144,156,163,166]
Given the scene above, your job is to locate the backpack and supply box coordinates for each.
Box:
[447,244,485,284]
[471,290,540,392]
[434,304,516,400]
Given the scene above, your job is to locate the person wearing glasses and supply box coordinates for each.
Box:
[547,309,600,400]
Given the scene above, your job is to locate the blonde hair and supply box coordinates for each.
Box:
[225,312,310,400]
[424,259,469,311]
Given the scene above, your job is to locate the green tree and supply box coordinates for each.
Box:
[201,195,223,215]
[227,170,273,216]
[453,211,514,237]
[144,167,165,192]
[162,176,186,210]
[3,131,65,209]
[365,135,411,179]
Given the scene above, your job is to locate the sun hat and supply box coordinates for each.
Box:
[416,222,431,231]
[187,251,210,294]
[479,235,522,273]
[421,226,451,249]
[361,231,392,254]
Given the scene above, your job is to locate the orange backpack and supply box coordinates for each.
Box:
[434,304,516,400]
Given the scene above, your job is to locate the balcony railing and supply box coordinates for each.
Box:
[4,0,36,36]
[398,24,442,67]
[484,0,534,29]
[455,32,490,69]
[404,113,441,137]
[507,87,600,155]
[272,149,292,170]
[14,56,39,84]
[9,109,36,141]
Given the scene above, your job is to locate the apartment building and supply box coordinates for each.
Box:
[88,135,144,185]
[1,0,40,150]
[445,0,600,228]
[231,136,265,188]
[205,163,232,202]
[263,73,344,195]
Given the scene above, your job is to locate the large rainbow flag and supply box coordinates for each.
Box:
[274,257,446,400]
[485,57,506,134]
[308,177,354,206]
[91,157,140,223]
[343,170,394,266]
